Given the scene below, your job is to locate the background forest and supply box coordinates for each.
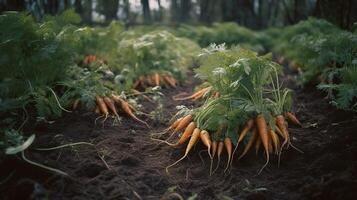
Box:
[0,0,356,29]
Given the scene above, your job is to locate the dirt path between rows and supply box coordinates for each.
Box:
[1,71,357,200]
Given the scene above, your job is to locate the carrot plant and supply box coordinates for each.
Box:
[112,31,200,90]
[155,46,302,174]
[0,11,79,175]
[263,18,357,111]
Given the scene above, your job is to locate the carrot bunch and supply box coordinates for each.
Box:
[71,95,148,127]
[133,73,177,89]
[156,46,303,174]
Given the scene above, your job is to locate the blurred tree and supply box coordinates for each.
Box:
[96,0,119,22]
[314,0,357,29]
[141,0,151,23]
[0,0,26,12]
[180,0,191,22]
[170,0,179,23]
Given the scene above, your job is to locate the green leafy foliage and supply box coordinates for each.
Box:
[176,23,264,52]
[264,17,357,111]
[114,30,200,89]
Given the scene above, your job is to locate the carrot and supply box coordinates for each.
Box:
[94,105,100,114]
[112,95,149,127]
[269,130,280,154]
[232,119,254,160]
[154,73,160,86]
[158,122,196,146]
[285,112,302,127]
[72,98,80,110]
[167,75,177,85]
[212,141,225,173]
[103,97,119,119]
[224,137,232,172]
[209,140,217,175]
[163,75,176,87]
[211,141,218,159]
[256,114,270,173]
[276,115,290,149]
[255,136,261,155]
[96,96,109,116]
[173,87,211,101]
[166,128,201,173]
[172,115,192,134]
[267,132,273,154]
[200,130,212,158]
[238,128,257,160]
[276,115,303,154]
[168,117,184,131]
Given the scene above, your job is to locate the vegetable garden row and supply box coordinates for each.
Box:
[1,10,356,199]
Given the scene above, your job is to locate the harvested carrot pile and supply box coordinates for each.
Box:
[154,44,302,174]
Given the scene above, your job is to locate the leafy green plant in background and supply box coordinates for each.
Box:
[115,30,200,89]
[263,17,357,111]
[176,22,264,52]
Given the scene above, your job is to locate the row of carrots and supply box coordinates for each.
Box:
[133,73,178,89]
[72,95,149,127]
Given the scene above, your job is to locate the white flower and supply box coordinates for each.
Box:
[212,67,226,75]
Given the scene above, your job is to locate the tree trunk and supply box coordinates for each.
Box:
[0,0,26,12]
[313,0,357,29]
[141,0,151,23]
[170,0,179,23]
[104,0,119,22]
[180,0,191,22]
[123,0,130,24]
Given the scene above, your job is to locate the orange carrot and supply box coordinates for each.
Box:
[276,115,290,149]
[224,137,232,172]
[96,96,109,116]
[103,97,118,116]
[256,115,270,157]
[166,128,201,173]
[238,128,257,159]
[173,87,211,101]
[256,114,270,173]
[255,136,262,155]
[285,112,302,127]
[173,122,196,145]
[94,105,100,114]
[112,95,149,127]
[72,98,80,110]
[154,73,160,86]
[210,140,217,175]
[211,141,218,159]
[233,119,254,156]
[163,75,176,87]
[213,141,225,173]
[168,117,184,131]
[269,130,280,154]
[200,130,212,158]
[167,75,177,85]
[172,115,192,134]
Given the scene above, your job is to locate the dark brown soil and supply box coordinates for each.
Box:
[1,72,357,200]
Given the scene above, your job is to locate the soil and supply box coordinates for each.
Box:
[1,71,357,200]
